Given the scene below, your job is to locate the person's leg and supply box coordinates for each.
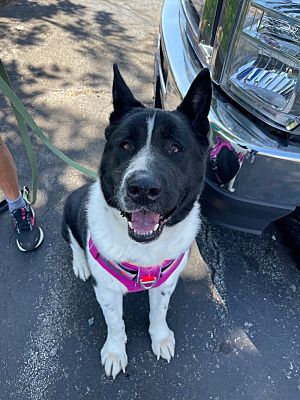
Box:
[0,136,21,201]
[0,136,44,251]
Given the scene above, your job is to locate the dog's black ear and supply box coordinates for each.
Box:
[110,64,144,126]
[177,68,212,133]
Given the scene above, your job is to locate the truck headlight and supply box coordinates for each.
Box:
[221,1,300,133]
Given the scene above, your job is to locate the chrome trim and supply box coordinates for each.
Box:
[211,0,250,84]
[199,0,220,46]
[218,0,300,134]
[181,0,213,67]
[181,0,300,133]
[156,0,300,205]
[158,62,167,96]
[181,0,199,38]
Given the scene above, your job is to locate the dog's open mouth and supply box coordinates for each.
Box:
[121,210,167,243]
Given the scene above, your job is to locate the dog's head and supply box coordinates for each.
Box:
[100,64,211,244]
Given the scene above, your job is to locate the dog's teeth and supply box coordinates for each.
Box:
[154,224,159,231]
[131,228,157,236]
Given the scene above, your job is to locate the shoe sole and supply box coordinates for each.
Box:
[16,227,44,252]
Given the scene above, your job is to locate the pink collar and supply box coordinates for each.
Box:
[88,234,187,292]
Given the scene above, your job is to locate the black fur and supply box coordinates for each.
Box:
[101,65,211,227]
[177,68,211,147]
[62,64,212,245]
[108,64,145,131]
[62,183,90,249]
[207,146,240,185]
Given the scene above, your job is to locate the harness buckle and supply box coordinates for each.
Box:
[139,275,158,290]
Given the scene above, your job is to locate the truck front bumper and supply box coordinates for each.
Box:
[154,0,300,234]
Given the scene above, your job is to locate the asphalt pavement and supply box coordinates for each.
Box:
[0,1,299,399]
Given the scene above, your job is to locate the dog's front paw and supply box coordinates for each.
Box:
[151,328,175,363]
[73,259,91,281]
[101,340,128,379]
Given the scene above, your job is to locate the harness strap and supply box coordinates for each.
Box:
[88,235,187,292]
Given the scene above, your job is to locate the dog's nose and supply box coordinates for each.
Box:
[126,173,161,204]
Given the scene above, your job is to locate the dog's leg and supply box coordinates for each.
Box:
[94,286,127,379]
[148,280,178,362]
[68,229,90,281]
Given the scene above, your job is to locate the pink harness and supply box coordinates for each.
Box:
[88,235,187,292]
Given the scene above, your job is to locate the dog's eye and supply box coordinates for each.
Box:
[120,141,131,151]
[169,143,182,154]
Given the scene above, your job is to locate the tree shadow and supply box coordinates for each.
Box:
[0,0,158,105]
[0,0,86,46]
[1,1,300,398]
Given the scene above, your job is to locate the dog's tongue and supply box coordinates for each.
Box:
[131,211,160,233]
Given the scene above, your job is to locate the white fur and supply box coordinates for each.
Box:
[119,113,156,207]
[149,251,189,362]
[68,228,90,281]
[88,180,200,265]
[70,178,199,379]
[146,113,156,146]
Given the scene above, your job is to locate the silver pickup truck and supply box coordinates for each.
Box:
[154,0,300,234]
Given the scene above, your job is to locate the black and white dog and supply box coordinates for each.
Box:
[62,65,211,378]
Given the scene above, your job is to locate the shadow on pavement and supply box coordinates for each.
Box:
[0,1,299,400]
